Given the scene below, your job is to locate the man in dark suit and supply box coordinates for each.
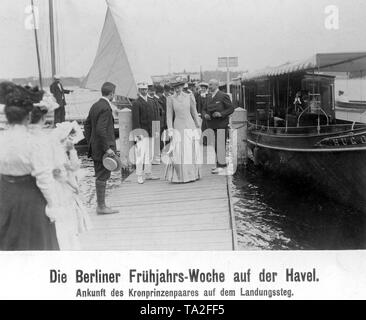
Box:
[84,82,118,215]
[50,74,72,124]
[196,82,209,115]
[155,84,168,149]
[202,79,234,174]
[132,82,161,184]
[196,82,209,144]
[147,84,164,164]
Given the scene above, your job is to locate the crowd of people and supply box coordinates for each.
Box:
[130,78,234,185]
[0,82,90,251]
[0,77,234,251]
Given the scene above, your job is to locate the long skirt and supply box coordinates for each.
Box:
[53,181,81,251]
[164,129,201,183]
[0,175,59,251]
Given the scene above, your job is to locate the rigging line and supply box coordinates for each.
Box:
[49,0,56,77]
[54,0,61,74]
[38,7,49,80]
[31,0,43,90]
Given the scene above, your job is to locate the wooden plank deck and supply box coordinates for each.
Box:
[80,148,237,251]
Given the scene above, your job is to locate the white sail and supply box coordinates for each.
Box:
[82,7,139,98]
[82,0,218,99]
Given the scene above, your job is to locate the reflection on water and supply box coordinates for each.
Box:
[77,151,128,211]
[232,165,366,250]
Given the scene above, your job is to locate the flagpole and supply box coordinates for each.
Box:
[31,0,43,89]
[49,0,57,78]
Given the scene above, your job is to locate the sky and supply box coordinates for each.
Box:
[1,0,366,79]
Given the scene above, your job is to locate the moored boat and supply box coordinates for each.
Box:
[336,100,366,112]
[240,52,366,212]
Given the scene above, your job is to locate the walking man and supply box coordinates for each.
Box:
[84,82,119,215]
[132,82,160,184]
[202,79,234,174]
[50,74,72,124]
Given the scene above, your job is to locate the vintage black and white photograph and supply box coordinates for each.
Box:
[0,0,365,252]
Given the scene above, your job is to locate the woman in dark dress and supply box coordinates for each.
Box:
[0,82,59,250]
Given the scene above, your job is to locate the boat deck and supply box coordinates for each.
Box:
[79,148,237,251]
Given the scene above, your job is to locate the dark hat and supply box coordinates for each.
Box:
[0,81,43,107]
[103,152,122,172]
[163,84,172,91]
[148,84,155,90]
[101,82,116,93]
[155,85,164,94]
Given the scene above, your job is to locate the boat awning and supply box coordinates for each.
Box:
[242,52,366,81]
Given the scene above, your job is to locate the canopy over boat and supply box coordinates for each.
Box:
[242,52,366,81]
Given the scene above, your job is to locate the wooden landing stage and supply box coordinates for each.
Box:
[80,163,238,251]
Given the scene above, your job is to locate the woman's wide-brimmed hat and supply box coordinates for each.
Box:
[0,81,44,106]
[169,76,186,88]
[103,153,122,172]
[170,80,185,88]
[54,121,84,144]
[199,82,209,88]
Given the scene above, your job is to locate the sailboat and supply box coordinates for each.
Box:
[0,0,54,128]
[82,1,148,100]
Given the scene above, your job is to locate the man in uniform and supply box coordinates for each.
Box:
[50,74,72,124]
[188,82,197,95]
[163,84,172,99]
[196,82,209,143]
[183,82,192,94]
[202,79,234,174]
[84,82,119,215]
[147,84,163,164]
[196,82,209,115]
[132,83,160,184]
[155,84,168,150]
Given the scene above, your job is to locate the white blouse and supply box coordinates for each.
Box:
[0,125,56,206]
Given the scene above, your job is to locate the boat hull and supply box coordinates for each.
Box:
[336,100,366,112]
[247,128,366,213]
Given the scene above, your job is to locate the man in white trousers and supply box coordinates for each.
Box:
[132,82,160,184]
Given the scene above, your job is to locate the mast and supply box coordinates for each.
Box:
[31,0,43,89]
[49,0,57,78]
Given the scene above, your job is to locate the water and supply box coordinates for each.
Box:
[77,152,128,211]
[232,165,366,250]
[72,88,366,250]
[77,150,366,250]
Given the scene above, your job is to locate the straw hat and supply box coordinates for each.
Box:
[137,82,148,89]
[103,153,122,172]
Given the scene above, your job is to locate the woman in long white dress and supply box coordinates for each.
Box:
[50,121,92,250]
[29,100,90,250]
[164,81,202,183]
